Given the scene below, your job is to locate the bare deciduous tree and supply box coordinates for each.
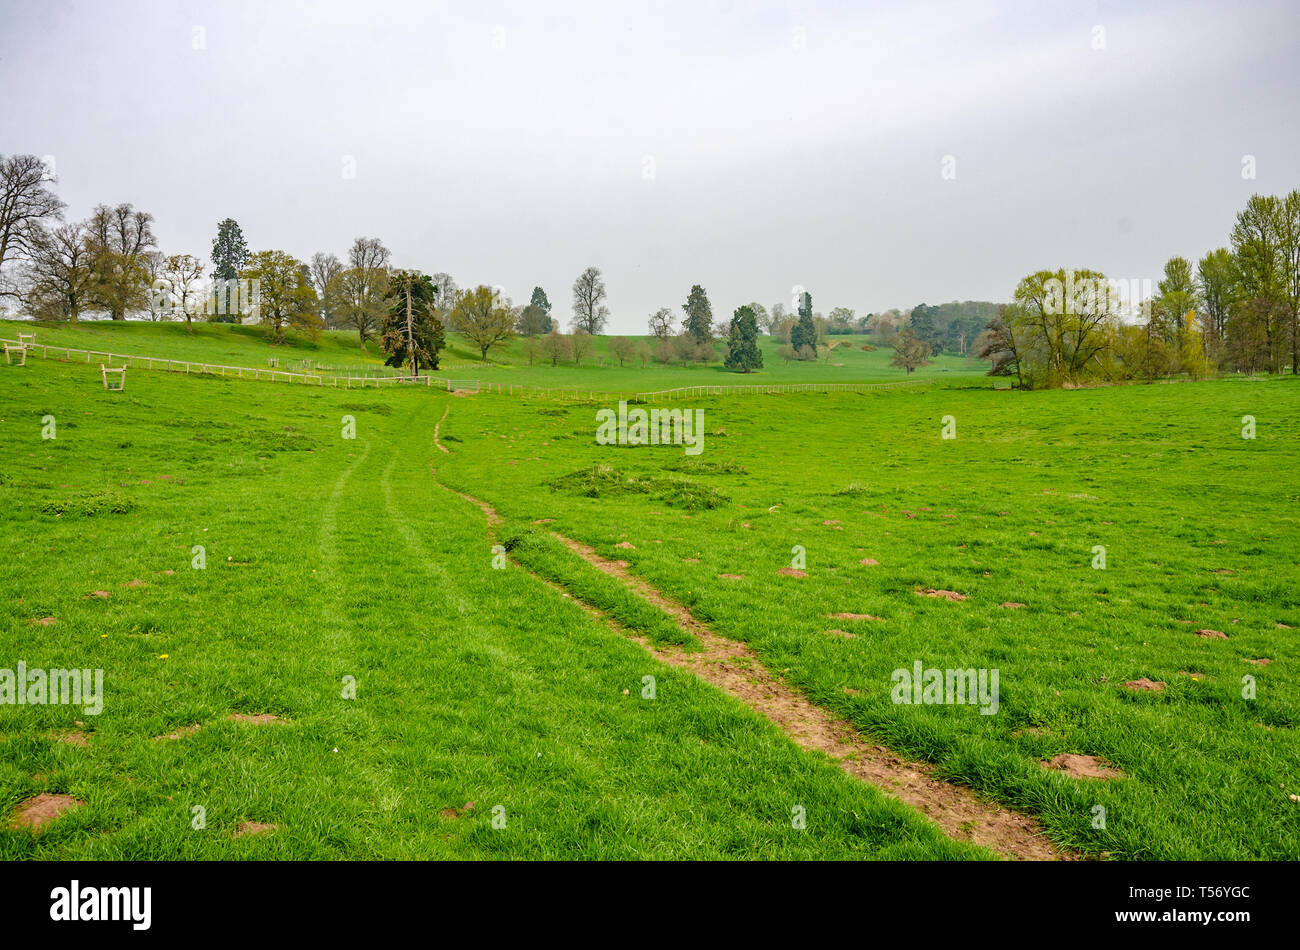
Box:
[162,253,205,331]
[570,328,595,365]
[339,237,391,344]
[85,202,158,319]
[0,154,65,302]
[608,336,633,366]
[541,328,572,365]
[309,252,345,327]
[428,272,458,312]
[647,306,675,340]
[571,266,609,334]
[142,250,166,320]
[23,220,94,322]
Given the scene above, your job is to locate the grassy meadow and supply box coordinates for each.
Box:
[1,325,1296,859]
[438,377,1300,859]
[0,318,982,391]
[0,354,983,859]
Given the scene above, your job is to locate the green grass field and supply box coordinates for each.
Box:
[0,318,983,391]
[1,325,1296,859]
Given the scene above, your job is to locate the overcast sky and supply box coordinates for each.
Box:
[3,0,1298,331]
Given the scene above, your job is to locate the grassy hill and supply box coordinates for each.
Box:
[0,355,984,860]
[1,319,988,391]
[7,321,1293,859]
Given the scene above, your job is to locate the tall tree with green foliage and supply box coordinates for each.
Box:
[517,286,553,336]
[515,304,547,336]
[1279,190,1300,375]
[451,285,516,361]
[1197,248,1236,351]
[1153,256,1200,345]
[724,304,764,373]
[530,286,552,324]
[682,284,713,342]
[241,249,321,343]
[210,218,249,323]
[381,269,446,373]
[790,291,817,354]
[908,303,943,353]
[1007,268,1116,386]
[210,218,248,281]
[1230,194,1287,373]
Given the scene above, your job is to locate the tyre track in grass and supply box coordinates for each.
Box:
[319,439,372,654]
[378,452,470,617]
[429,406,1073,861]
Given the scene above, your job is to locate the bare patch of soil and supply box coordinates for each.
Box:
[1245,658,1271,666]
[29,616,55,626]
[433,405,451,454]
[615,541,635,550]
[441,801,475,819]
[51,730,88,746]
[859,558,881,566]
[426,410,1072,861]
[227,713,286,725]
[1195,628,1228,640]
[1122,678,1165,692]
[1000,602,1027,609]
[1043,754,1124,780]
[777,567,807,578]
[827,612,882,621]
[824,629,856,638]
[541,528,1068,860]
[85,590,110,599]
[6,793,84,831]
[919,589,967,601]
[124,579,147,588]
[233,821,277,838]
[718,573,745,580]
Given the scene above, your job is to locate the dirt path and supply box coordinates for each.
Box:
[430,411,1072,861]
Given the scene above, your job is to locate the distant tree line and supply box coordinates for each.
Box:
[972,190,1300,388]
[15,150,1286,386]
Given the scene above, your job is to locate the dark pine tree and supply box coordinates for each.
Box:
[683,284,713,342]
[209,218,249,323]
[790,291,817,352]
[724,305,764,373]
[380,270,446,372]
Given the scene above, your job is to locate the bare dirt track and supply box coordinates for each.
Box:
[430,408,1073,861]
